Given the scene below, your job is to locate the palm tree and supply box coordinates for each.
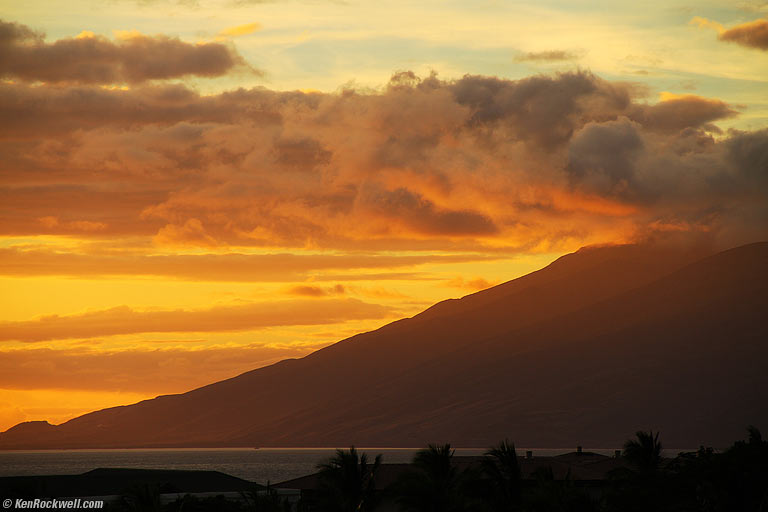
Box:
[603,431,667,511]
[396,443,469,512]
[480,439,522,511]
[314,446,382,512]
[623,430,663,475]
[747,424,763,445]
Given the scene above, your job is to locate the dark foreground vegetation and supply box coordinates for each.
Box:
[297,427,768,512]
[2,428,766,511]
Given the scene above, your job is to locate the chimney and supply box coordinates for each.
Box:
[577,446,582,455]
[526,450,533,459]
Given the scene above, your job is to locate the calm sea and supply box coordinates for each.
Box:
[0,448,634,484]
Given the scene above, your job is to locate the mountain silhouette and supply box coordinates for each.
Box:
[2,241,766,449]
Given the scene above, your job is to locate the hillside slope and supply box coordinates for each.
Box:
[2,242,765,449]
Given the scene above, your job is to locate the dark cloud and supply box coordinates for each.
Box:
[364,186,498,236]
[727,129,768,185]
[567,118,645,199]
[514,50,579,62]
[449,71,632,148]
[0,83,288,138]
[0,19,253,84]
[0,19,42,44]
[719,18,768,50]
[373,133,441,168]
[630,94,737,133]
[273,137,332,171]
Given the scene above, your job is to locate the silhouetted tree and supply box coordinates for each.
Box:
[605,430,668,512]
[623,430,663,476]
[718,425,768,511]
[479,439,522,511]
[669,445,727,511]
[662,426,768,512]
[313,446,382,512]
[396,444,470,512]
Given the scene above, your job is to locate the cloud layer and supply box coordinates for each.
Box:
[0,299,393,342]
[0,343,322,393]
[2,67,764,253]
[0,248,491,280]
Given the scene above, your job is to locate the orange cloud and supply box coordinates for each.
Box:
[720,18,768,50]
[690,15,768,50]
[689,16,725,33]
[113,29,144,41]
[153,218,218,247]
[444,277,497,291]
[287,284,346,297]
[0,299,394,342]
[218,22,262,38]
[37,216,106,232]
[0,248,494,280]
[1,185,165,236]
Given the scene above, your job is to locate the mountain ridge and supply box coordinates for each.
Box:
[2,241,766,449]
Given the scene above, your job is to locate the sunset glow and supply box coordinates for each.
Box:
[1,0,766,432]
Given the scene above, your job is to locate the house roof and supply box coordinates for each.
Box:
[0,468,262,498]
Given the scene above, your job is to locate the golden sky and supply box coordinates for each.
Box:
[1,0,767,431]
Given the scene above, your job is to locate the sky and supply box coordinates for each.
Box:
[0,0,767,432]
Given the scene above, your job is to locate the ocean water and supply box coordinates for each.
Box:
[0,448,471,483]
[0,448,636,483]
